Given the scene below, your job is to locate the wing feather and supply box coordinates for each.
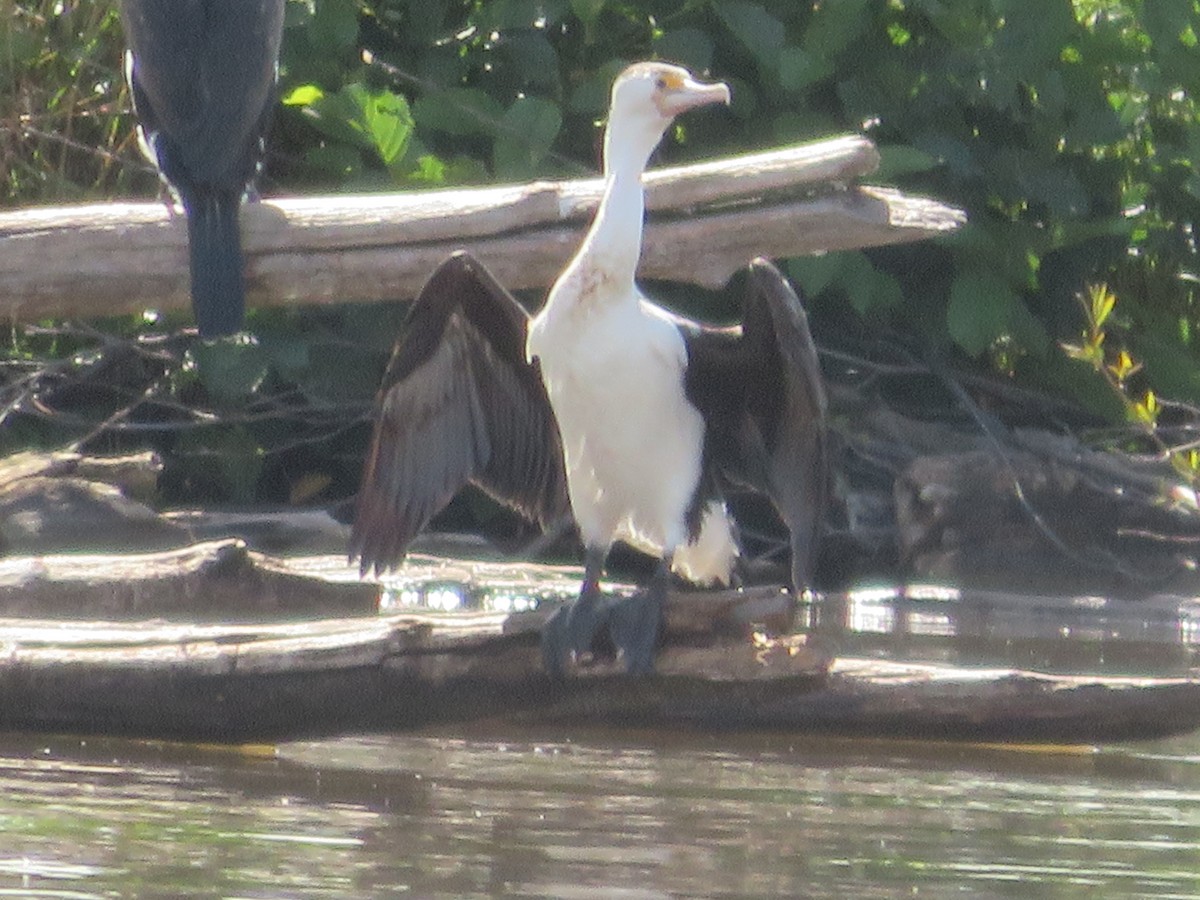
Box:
[744,258,828,591]
[350,253,568,575]
[682,259,828,591]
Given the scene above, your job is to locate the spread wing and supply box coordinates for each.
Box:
[350,252,570,576]
[684,258,828,591]
[744,257,828,591]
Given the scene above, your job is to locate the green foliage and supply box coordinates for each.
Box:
[5,0,1200,508]
[1062,283,1200,489]
[3,2,149,204]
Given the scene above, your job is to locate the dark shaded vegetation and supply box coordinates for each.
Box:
[3,0,1199,543]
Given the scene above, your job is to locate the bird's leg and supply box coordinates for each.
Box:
[541,544,610,675]
[610,552,671,675]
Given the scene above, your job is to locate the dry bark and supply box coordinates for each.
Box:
[0,136,963,322]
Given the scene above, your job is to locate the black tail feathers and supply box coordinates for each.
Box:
[183,188,246,338]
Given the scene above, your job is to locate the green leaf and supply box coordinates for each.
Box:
[777,46,831,93]
[874,145,940,181]
[299,84,414,165]
[787,254,844,298]
[716,2,785,69]
[567,59,629,115]
[303,142,362,179]
[1023,165,1090,217]
[309,0,359,55]
[802,0,872,59]
[302,341,390,404]
[655,28,715,72]
[1088,283,1117,329]
[283,0,315,29]
[570,0,606,30]
[838,253,902,315]
[353,85,414,165]
[497,31,561,90]
[493,96,563,179]
[413,87,505,138]
[405,154,447,186]
[788,252,901,314]
[389,0,452,40]
[282,84,325,107]
[947,272,1018,356]
[477,0,570,30]
[1006,294,1052,357]
[258,334,311,382]
[190,336,270,406]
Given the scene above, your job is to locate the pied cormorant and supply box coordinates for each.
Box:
[351,62,828,674]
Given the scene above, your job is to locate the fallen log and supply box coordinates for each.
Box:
[0,136,964,322]
[0,539,1197,744]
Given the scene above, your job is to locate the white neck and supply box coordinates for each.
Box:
[570,116,665,295]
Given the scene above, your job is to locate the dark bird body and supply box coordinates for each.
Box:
[351,63,828,674]
[120,0,285,337]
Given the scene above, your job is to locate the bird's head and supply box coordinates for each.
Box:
[604,62,730,176]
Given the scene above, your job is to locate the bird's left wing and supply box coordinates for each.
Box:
[350,252,570,576]
[683,259,828,592]
[741,258,829,591]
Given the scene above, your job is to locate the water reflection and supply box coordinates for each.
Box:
[807,585,1200,675]
[1,728,1200,898]
[378,559,1200,677]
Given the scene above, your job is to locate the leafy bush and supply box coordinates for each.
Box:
[3,2,147,203]
[3,0,1199,508]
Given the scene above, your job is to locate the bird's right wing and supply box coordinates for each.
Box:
[350,252,570,576]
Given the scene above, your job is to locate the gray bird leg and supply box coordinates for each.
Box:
[610,553,671,675]
[541,545,609,675]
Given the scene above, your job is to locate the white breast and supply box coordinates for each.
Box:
[529,285,736,583]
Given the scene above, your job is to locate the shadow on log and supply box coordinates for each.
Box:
[0,538,1197,744]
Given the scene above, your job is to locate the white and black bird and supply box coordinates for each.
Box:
[350,62,828,674]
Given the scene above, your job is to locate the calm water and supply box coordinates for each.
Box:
[3,585,1199,897]
[2,725,1200,898]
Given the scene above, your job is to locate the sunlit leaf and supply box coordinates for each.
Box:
[1107,349,1141,383]
[1132,390,1159,426]
[1087,283,1116,329]
[296,83,414,165]
[282,84,324,107]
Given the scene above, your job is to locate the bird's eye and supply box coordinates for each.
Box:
[655,77,668,90]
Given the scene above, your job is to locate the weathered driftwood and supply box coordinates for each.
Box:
[0,539,378,620]
[0,538,1197,743]
[0,136,964,322]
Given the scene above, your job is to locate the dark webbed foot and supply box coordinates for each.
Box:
[541,549,670,676]
[540,584,616,675]
[541,545,613,675]
[608,559,669,675]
